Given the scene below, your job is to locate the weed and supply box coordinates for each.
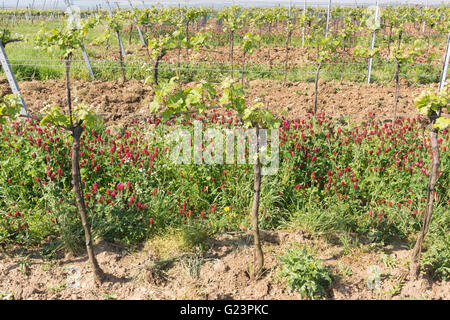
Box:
[41,239,64,260]
[388,275,406,297]
[337,262,353,278]
[295,90,308,96]
[47,282,66,293]
[181,222,211,252]
[41,260,57,272]
[380,252,398,269]
[17,257,31,276]
[181,253,203,280]
[278,246,332,299]
[102,292,117,300]
[339,233,359,255]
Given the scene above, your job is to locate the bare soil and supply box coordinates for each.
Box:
[134,43,443,68]
[159,45,313,67]
[0,230,448,300]
[0,78,154,127]
[0,78,438,127]
[245,78,434,124]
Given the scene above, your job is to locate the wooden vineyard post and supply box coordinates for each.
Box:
[64,0,95,80]
[128,0,147,46]
[0,41,28,116]
[106,0,127,60]
[367,0,379,84]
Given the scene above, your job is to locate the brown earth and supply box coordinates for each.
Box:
[110,21,448,67]
[245,78,435,124]
[130,42,444,68]
[0,78,154,127]
[121,42,313,67]
[159,45,313,66]
[0,230,448,300]
[0,77,438,127]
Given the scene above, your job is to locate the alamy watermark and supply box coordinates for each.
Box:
[161,121,279,176]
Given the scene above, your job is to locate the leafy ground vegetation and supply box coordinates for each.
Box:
[0,4,449,300]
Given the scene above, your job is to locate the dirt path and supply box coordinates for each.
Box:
[0,230,448,300]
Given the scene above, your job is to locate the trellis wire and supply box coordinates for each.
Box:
[5,58,444,67]
[26,109,431,124]
[7,61,445,79]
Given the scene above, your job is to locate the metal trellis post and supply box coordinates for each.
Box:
[439,32,450,92]
[367,0,379,84]
[105,0,127,59]
[64,0,95,79]
[128,0,147,46]
[325,0,331,39]
[0,41,28,116]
